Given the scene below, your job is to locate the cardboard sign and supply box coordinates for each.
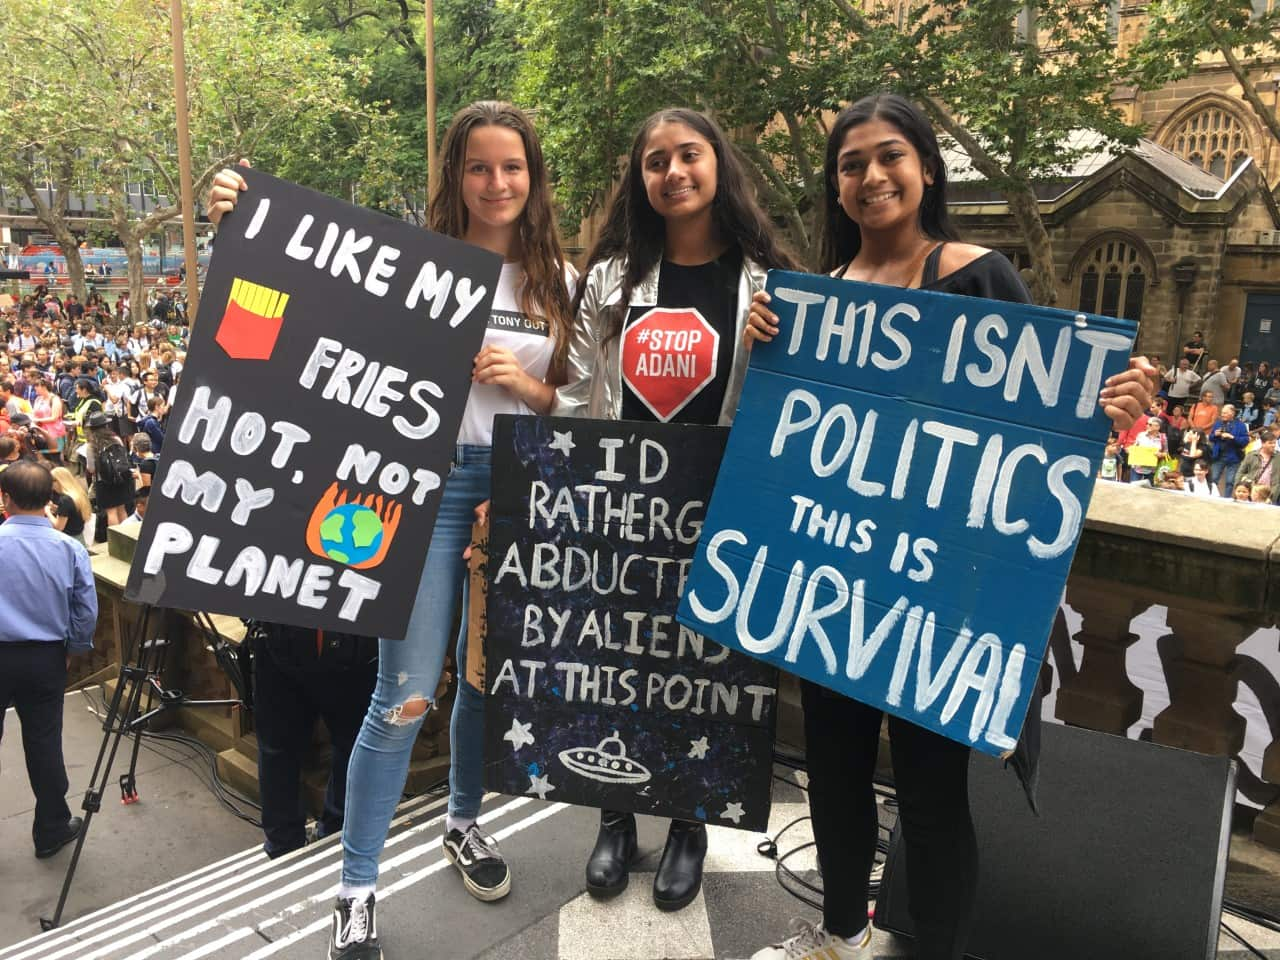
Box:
[466,517,489,692]
[126,169,500,638]
[677,271,1137,756]
[483,415,777,831]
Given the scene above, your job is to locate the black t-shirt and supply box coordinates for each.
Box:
[620,247,742,425]
[55,493,85,538]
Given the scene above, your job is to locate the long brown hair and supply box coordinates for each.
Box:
[577,107,799,339]
[429,101,573,369]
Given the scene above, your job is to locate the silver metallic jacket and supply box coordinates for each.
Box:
[552,254,769,424]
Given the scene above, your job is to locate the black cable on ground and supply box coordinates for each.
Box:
[79,687,262,828]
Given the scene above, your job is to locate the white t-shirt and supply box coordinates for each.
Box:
[456,262,574,446]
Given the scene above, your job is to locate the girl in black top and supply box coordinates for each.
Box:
[745,93,1154,960]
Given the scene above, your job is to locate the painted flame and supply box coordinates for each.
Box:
[305,481,403,570]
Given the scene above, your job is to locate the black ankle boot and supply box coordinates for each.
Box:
[585,809,637,898]
[652,819,707,911]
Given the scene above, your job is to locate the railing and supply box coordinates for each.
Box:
[1059,481,1280,848]
[77,483,1280,848]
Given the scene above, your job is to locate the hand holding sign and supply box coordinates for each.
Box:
[679,270,1138,756]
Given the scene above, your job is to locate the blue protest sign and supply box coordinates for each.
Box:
[676,270,1137,756]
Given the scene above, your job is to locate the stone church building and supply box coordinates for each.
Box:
[953,7,1279,363]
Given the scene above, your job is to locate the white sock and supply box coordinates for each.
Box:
[336,883,376,902]
[446,815,476,834]
[840,927,867,945]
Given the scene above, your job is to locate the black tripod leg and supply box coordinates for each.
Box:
[40,607,154,931]
[121,625,171,804]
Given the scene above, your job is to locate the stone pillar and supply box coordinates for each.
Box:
[1152,607,1251,756]
[1054,583,1147,734]
[1255,739,1280,848]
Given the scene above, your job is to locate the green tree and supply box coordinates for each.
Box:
[828,0,1141,304]
[1129,0,1280,161]
[513,0,839,263]
[283,0,525,220]
[0,0,396,318]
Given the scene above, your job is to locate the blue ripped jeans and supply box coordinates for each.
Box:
[341,444,490,887]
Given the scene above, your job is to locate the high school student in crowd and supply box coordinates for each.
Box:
[743,93,1153,960]
[208,99,576,960]
[554,106,799,914]
[83,411,134,528]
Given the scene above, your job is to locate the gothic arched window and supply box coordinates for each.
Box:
[1167,106,1253,178]
[1077,239,1147,322]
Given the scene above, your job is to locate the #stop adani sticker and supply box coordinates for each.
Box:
[621,307,719,421]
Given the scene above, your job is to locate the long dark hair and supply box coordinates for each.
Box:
[818,93,960,273]
[577,107,797,335]
[429,101,573,369]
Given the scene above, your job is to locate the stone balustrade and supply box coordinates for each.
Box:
[77,481,1280,848]
[1061,481,1280,848]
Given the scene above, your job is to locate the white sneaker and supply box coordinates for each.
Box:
[749,918,871,959]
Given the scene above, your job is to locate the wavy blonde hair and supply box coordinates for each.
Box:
[50,466,91,522]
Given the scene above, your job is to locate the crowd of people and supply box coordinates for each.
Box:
[1105,346,1280,503]
[0,284,177,535]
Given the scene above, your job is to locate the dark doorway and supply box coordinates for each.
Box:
[1239,293,1280,365]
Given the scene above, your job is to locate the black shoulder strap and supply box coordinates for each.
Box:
[921,242,947,286]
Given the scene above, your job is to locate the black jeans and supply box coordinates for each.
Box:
[251,634,377,858]
[802,680,976,960]
[0,642,74,843]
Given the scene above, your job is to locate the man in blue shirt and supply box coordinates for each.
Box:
[0,461,98,857]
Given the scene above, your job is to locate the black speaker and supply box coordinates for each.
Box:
[875,723,1236,960]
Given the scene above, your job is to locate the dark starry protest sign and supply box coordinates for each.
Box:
[126,168,500,638]
[483,415,777,831]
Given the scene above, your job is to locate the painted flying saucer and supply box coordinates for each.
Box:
[559,732,652,784]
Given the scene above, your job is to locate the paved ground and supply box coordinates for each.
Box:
[2,690,1279,959]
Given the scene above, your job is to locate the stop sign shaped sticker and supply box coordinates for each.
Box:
[621,308,720,421]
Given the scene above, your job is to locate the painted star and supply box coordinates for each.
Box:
[547,430,576,456]
[688,736,710,760]
[503,718,535,752]
[528,774,556,800]
[721,801,745,825]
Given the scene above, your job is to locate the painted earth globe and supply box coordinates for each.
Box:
[318,502,384,565]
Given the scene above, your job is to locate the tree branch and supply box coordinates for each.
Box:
[1206,20,1280,148]
[920,94,1010,182]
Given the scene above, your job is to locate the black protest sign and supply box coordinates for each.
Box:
[483,415,777,832]
[126,168,500,638]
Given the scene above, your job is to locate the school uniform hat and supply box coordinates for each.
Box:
[86,411,110,428]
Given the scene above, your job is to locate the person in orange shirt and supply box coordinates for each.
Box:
[1189,389,1220,431]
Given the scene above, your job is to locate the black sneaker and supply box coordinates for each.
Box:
[442,823,512,901]
[328,894,380,960]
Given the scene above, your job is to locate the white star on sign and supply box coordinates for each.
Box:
[503,718,535,752]
[528,774,556,800]
[721,802,745,825]
[688,736,710,759]
[547,430,576,456]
